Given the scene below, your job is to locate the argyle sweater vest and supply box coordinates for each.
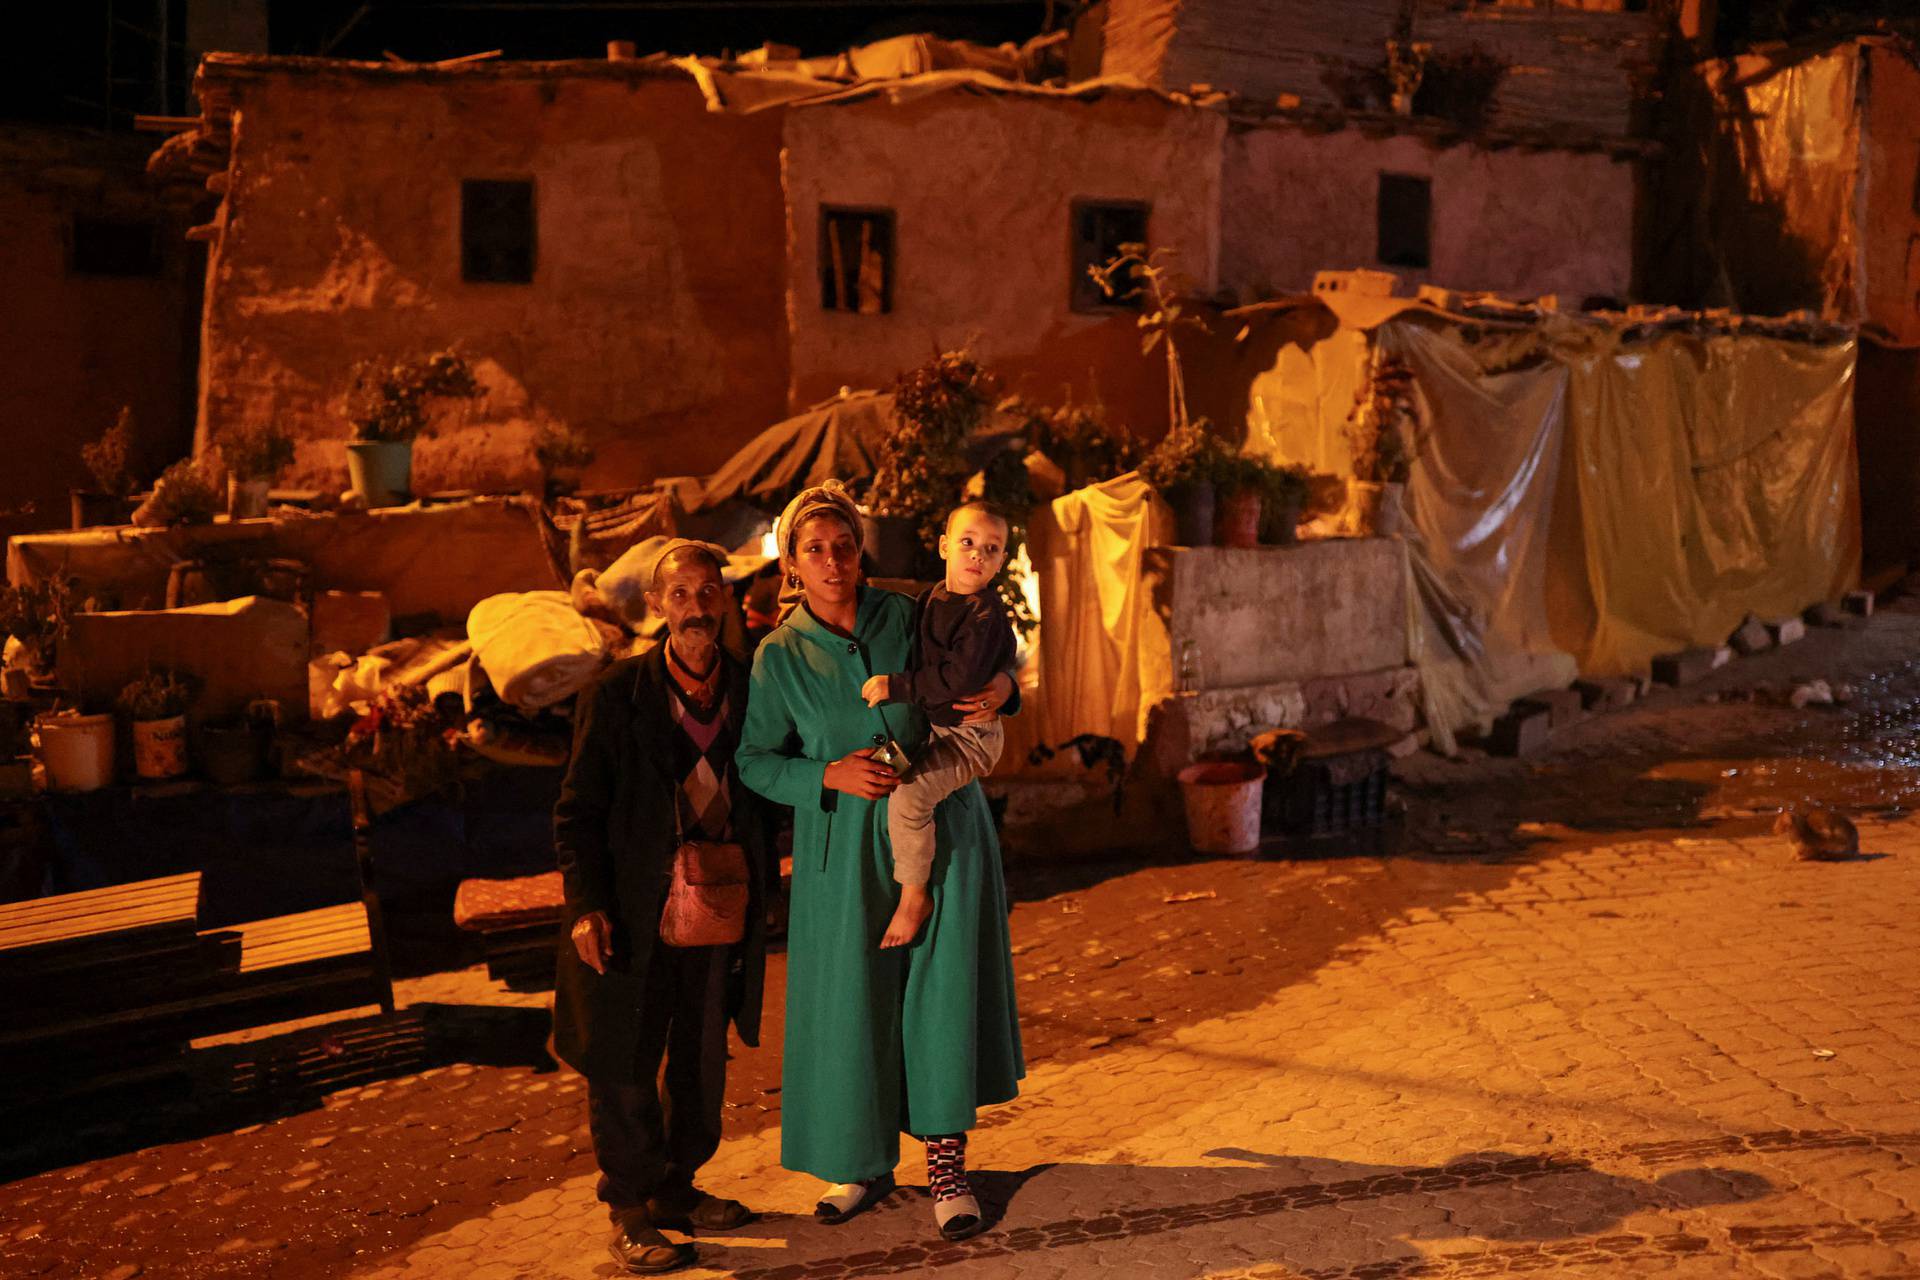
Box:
[666,675,737,844]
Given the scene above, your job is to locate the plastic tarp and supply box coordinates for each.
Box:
[1238,306,1859,744]
[695,391,892,512]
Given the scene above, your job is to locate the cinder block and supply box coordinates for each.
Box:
[1729,616,1773,656]
[1573,676,1638,712]
[1804,601,1848,628]
[1488,705,1551,757]
[1651,649,1716,686]
[1843,589,1875,617]
[1514,686,1584,729]
[1765,616,1806,646]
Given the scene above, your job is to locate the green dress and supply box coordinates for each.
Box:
[738,587,1025,1182]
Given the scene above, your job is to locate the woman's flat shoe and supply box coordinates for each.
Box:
[934,1191,984,1241]
[814,1173,895,1224]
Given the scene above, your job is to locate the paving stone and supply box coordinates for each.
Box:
[1488,705,1552,756]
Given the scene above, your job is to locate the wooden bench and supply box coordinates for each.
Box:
[453,870,563,990]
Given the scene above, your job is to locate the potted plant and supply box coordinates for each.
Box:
[117,669,196,781]
[1344,353,1420,535]
[1256,461,1314,546]
[866,351,1001,578]
[219,421,295,519]
[74,407,141,530]
[1140,419,1233,546]
[1212,455,1267,549]
[131,457,223,528]
[0,576,75,689]
[341,351,482,508]
[532,422,596,498]
[1022,402,1139,495]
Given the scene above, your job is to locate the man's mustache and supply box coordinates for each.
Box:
[676,617,718,632]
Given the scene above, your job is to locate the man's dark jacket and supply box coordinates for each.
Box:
[551,644,770,1083]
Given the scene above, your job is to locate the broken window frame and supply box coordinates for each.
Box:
[461,179,537,285]
[818,205,895,315]
[1376,172,1433,271]
[1070,199,1152,313]
[69,216,162,278]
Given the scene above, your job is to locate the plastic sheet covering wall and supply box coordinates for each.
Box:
[1375,319,1581,751]
[1566,329,1859,676]
[1025,473,1174,758]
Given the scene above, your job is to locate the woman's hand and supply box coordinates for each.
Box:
[956,671,1015,724]
[824,747,900,800]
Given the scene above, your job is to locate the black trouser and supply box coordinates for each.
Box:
[587,942,731,1221]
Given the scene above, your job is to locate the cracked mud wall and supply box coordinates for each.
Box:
[198,71,791,494]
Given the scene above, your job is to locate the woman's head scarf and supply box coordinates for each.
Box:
[773,480,863,619]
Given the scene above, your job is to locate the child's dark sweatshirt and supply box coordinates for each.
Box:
[883,585,1016,727]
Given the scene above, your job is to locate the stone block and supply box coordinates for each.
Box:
[312,590,391,656]
[1728,616,1773,656]
[1843,589,1875,617]
[1514,686,1583,730]
[60,596,309,722]
[1765,616,1806,646]
[1709,645,1734,669]
[1804,600,1855,628]
[1488,705,1551,757]
[1651,649,1716,686]
[1573,677,1637,712]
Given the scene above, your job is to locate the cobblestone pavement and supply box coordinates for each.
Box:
[5,600,1920,1279]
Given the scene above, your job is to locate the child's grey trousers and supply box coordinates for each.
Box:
[887,720,1005,885]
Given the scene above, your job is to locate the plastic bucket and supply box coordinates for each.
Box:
[36,713,116,792]
[1177,760,1265,855]
[346,440,414,508]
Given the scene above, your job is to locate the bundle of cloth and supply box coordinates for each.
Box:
[466,590,610,714]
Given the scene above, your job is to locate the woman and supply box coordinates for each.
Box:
[737,483,1024,1242]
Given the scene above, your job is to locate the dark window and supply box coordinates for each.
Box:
[71,218,160,277]
[819,207,894,313]
[1377,173,1432,270]
[462,180,535,284]
[1071,200,1151,311]
[1910,156,1920,216]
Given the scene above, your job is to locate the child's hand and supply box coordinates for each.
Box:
[861,674,891,707]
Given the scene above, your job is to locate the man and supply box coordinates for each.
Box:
[553,539,769,1274]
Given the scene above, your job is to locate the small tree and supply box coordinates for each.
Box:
[1088,243,1208,437]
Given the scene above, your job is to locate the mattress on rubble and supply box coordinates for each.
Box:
[452,870,565,933]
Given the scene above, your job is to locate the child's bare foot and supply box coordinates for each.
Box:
[880,885,933,948]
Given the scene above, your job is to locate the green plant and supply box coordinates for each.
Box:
[869,351,1002,574]
[116,669,196,721]
[141,457,223,525]
[0,577,75,671]
[1088,243,1207,436]
[81,407,139,496]
[343,352,481,443]
[221,421,296,481]
[533,422,596,473]
[1139,419,1233,492]
[975,448,1038,639]
[1256,459,1313,509]
[1015,400,1140,489]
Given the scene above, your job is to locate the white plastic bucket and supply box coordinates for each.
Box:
[1177,760,1265,855]
[36,712,116,792]
[132,715,189,780]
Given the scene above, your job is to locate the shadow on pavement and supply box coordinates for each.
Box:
[692,1146,1771,1279]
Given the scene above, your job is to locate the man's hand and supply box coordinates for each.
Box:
[571,911,613,974]
[860,674,892,707]
[824,747,900,799]
[956,671,1015,724]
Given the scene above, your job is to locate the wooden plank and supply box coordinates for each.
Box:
[0,875,200,931]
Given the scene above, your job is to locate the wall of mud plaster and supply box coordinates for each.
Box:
[0,128,199,542]
[780,91,1224,436]
[199,68,791,494]
[1220,125,1636,305]
[1860,43,1920,345]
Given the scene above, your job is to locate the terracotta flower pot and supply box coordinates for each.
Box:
[1215,487,1262,549]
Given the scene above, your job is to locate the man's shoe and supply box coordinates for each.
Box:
[647,1186,754,1233]
[606,1217,695,1275]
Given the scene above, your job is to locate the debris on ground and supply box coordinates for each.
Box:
[1163,889,1218,904]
